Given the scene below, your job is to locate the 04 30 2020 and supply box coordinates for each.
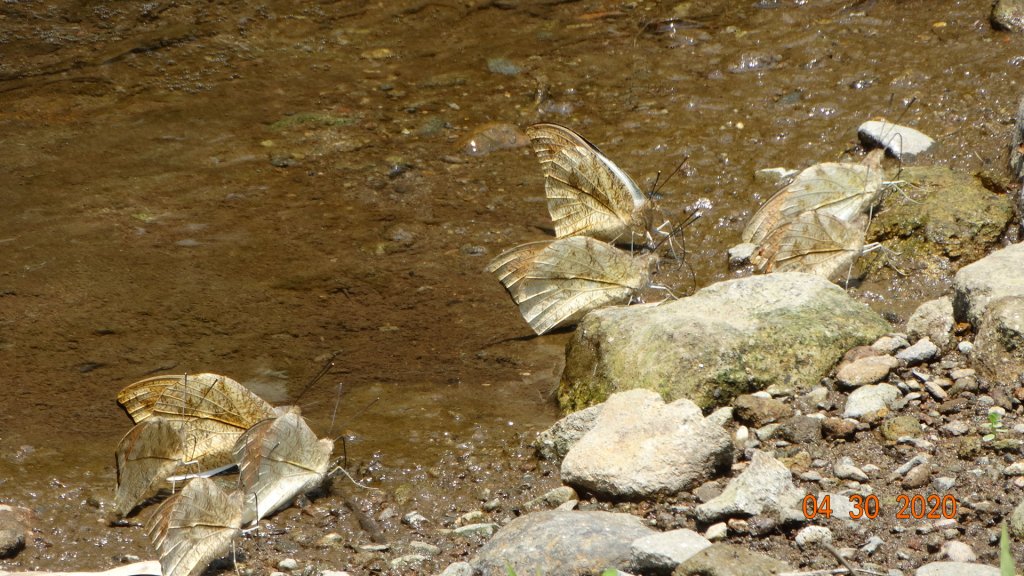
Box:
[801,493,959,520]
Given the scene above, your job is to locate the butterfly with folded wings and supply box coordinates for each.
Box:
[741,149,888,281]
[488,123,699,335]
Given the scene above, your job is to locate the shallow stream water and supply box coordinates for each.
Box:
[1,0,1022,572]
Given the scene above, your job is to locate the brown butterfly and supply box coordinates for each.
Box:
[233,408,334,526]
[146,477,243,576]
[486,236,657,335]
[117,373,279,472]
[527,123,657,247]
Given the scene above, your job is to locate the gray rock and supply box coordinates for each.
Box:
[630,529,712,575]
[524,486,578,510]
[843,383,900,420]
[561,273,890,411]
[672,543,792,576]
[907,297,955,349]
[321,571,352,576]
[836,355,900,388]
[453,523,499,538]
[694,451,799,524]
[992,0,1024,32]
[438,562,474,576]
[470,510,655,576]
[0,507,29,559]
[535,404,603,463]
[706,406,734,428]
[858,120,935,160]
[402,511,428,528]
[1009,497,1024,538]
[834,457,869,482]
[872,334,910,354]
[390,555,427,570]
[561,390,733,499]
[278,558,299,571]
[777,415,823,444]
[409,541,441,556]
[953,242,1024,327]
[915,561,1000,576]
[861,535,884,555]
[972,296,1024,385]
[896,338,939,365]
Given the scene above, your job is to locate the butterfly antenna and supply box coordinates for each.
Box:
[646,155,689,204]
[328,382,344,436]
[294,351,339,405]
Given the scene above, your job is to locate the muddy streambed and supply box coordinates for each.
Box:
[1,0,1022,573]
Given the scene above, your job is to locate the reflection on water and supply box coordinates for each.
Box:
[1,0,1020,569]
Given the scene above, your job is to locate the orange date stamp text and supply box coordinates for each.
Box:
[801,493,959,520]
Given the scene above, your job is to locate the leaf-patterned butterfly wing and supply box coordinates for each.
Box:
[743,150,885,245]
[527,123,651,245]
[233,410,333,526]
[146,477,242,576]
[117,373,277,429]
[752,212,868,281]
[114,417,186,518]
[515,237,653,335]
[485,241,551,302]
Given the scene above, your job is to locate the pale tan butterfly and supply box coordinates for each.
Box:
[750,211,879,281]
[145,477,243,576]
[527,123,659,247]
[742,149,885,247]
[232,407,334,526]
[486,236,658,335]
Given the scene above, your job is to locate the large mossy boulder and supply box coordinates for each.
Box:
[864,166,1015,276]
[559,273,890,411]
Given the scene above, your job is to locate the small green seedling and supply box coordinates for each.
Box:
[985,412,1006,442]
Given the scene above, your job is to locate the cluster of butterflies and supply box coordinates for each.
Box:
[113,373,334,576]
[486,123,686,335]
[487,123,894,335]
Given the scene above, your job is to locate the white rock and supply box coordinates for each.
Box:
[940,541,977,563]
[858,120,935,159]
[705,522,729,541]
[795,525,833,549]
